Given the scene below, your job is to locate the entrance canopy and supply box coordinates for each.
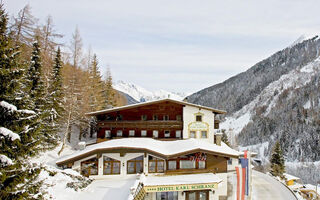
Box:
[143,173,222,193]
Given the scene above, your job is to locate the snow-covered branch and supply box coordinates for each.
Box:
[0,127,20,141]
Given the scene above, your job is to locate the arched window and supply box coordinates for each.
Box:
[81,157,98,177]
[103,156,121,175]
[127,156,144,174]
[148,156,164,173]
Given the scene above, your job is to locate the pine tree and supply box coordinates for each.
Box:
[104,68,116,108]
[21,39,47,152]
[0,5,42,199]
[44,47,64,148]
[88,54,105,111]
[270,141,286,178]
[221,130,231,146]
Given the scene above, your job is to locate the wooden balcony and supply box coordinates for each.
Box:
[98,120,183,129]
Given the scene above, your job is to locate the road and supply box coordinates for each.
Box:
[252,170,297,200]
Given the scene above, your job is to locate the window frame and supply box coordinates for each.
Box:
[164,130,170,138]
[80,157,98,177]
[201,131,207,138]
[103,156,121,175]
[153,115,159,120]
[189,131,196,138]
[153,130,159,138]
[148,156,165,173]
[141,130,147,137]
[116,130,123,137]
[105,130,111,138]
[175,130,181,138]
[127,156,144,174]
[141,115,148,121]
[196,115,202,122]
[129,130,135,137]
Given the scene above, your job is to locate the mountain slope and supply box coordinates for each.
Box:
[186,36,320,164]
[186,36,320,114]
[114,80,186,102]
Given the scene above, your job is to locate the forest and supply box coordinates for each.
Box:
[0,4,126,199]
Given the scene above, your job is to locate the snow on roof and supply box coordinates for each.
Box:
[284,173,300,181]
[144,173,222,186]
[86,98,226,116]
[57,138,240,165]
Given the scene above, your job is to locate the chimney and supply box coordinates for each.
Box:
[78,141,86,150]
[215,133,222,146]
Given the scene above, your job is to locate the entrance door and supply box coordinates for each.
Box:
[186,190,209,200]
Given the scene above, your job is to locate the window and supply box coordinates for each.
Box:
[81,157,98,177]
[129,130,135,137]
[228,159,232,165]
[127,156,144,174]
[176,115,182,121]
[180,160,196,169]
[167,160,177,170]
[196,115,202,122]
[117,130,123,137]
[153,115,158,120]
[148,156,164,173]
[141,115,147,121]
[201,131,207,138]
[153,130,158,138]
[116,114,123,121]
[186,191,208,200]
[141,130,147,137]
[163,115,169,121]
[175,130,181,138]
[103,156,120,175]
[199,161,206,169]
[105,130,111,138]
[190,131,196,138]
[156,192,178,200]
[164,130,170,138]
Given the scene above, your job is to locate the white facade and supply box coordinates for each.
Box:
[182,105,215,144]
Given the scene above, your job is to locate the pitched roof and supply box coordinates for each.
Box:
[56,138,240,165]
[86,98,226,116]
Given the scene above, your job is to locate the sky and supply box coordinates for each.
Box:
[5,0,320,94]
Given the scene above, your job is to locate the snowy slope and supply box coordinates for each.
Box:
[221,56,320,139]
[114,80,186,102]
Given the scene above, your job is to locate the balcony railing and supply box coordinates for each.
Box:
[98,120,183,129]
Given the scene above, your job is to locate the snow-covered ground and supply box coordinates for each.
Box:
[114,80,186,102]
[74,177,137,200]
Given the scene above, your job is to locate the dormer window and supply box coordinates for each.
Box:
[196,115,202,122]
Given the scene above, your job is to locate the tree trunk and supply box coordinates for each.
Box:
[58,108,72,155]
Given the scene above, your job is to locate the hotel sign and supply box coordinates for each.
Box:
[188,122,209,131]
[144,183,218,193]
